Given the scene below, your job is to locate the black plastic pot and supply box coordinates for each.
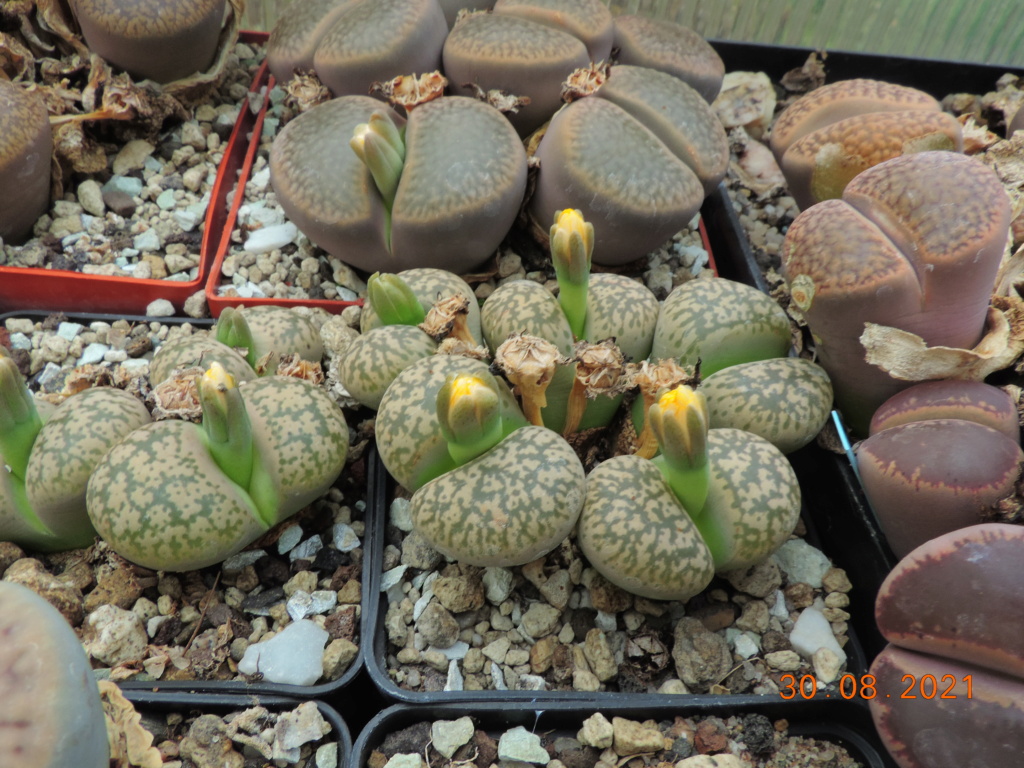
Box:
[352,699,893,768]
[0,310,371,707]
[121,690,352,765]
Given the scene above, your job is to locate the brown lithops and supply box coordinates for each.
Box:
[855,419,1024,558]
[781,150,1010,434]
[611,14,725,103]
[0,80,51,244]
[72,0,226,83]
[267,0,448,94]
[870,524,1024,768]
[528,65,728,265]
[769,78,961,209]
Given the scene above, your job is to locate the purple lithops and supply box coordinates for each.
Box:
[870,524,1024,768]
[72,0,227,83]
[856,418,1023,558]
[869,379,1020,442]
[782,150,1011,435]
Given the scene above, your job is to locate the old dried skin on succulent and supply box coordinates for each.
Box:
[782,150,1011,436]
[769,78,963,209]
[870,524,1024,768]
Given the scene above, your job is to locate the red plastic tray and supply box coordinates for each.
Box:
[0,31,269,316]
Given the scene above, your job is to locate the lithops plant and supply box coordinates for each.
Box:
[0,582,109,768]
[375,354,529,492]
[0,79,52,244]
[870,524,1024,768]
[338,269,482,409]
[700,357,834,453]
[71,0,227,83]
[528,63,730,265]
[611,14,725,103]
[578,385,801,601]
[266,0,448,94]
[149,304,322,385]
[855,380,1023,558]
[1,351,151,552]
[270,93,528,274]
[86,363,349,571]
[442,0,614,135]
[480,209,659,432]
[406,368,587,566]
[782,150,1011,435]
[769,78,963,209]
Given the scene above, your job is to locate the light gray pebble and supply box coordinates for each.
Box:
[133,229,161,252]
[8,332,31,350]
[444,659,464,692]
[773,540,832,588]
[498,726,549,764]
[332,523,360,552]
[78,342,110,365]
[144,299,175,317]
[77,179,106,215]
[290,535,323,562]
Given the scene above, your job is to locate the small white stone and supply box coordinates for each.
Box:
[444,659,463,691]
[78,342,110,365]
[237,619,328,686]
[813,646,843,684]
[431,717,475,759]
[790,606,847,667]
[244,222,297,254]
[332,523,360,552]
[276,523,303,554]
[145,299,175,317]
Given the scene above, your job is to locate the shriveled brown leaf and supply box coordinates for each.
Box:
[99,680,164,768]
[35,0,88,56]
[284,70,331,113]
[861,303,1024,381]
[53,119,108,175]
[713,71,777,140]
[959,114,1002,154]
[779,51,827,94]
[0,30,34,80]
[371,70,448,110]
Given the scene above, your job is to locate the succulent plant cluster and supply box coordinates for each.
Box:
[370,209,834,600]
[0,307,350,572]
[266,0,730,274]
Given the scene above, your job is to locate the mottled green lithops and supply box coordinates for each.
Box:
[528,64,728,266]
[376,355,529,492]
[701,357,834,453]
[340,324,439,410]
[650,277,792,377]
[215,305,324,369]
[578,386,801,600]
[0,79,51,244]
[0,582,109,768]
[1,353,151,552]
[406,369,586,566]
[149,334,257,386]
[360,268,481,338]
[86,364,349,571]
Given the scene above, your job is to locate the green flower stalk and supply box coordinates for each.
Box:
[0,350,42,483]
[649,384,711,518]
[367,271,426,327]
[437,372,506,467]
[550,208,594,340]
[350,110,406,249]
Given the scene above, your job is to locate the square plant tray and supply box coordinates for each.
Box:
[0,309,371,705]
[0,31,271,317]
[353,700,894,768]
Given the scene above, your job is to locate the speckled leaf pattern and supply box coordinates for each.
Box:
[338,325,437,410]
[235,305,324,363]
[376,355,527,492]
[578,454,714,601]
[702,357,833,454]
[651,278,791,376]
[24,387,151,547]
[241,376,349,524]
[584,273,660,361]
[411,426,585,567]
[360,267,482,343]
[701,428,801,573]
[149,335,256,385]
[86,421,267,572]
[481,279,576,431]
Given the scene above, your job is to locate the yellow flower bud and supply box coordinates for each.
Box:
[649,384,709,467]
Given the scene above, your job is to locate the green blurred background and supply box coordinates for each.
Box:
[241,0,1024,67]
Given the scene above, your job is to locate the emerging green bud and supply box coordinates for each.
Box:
[436,371,505,466]
[199,362,254,495]
[0,352,43,482]
[550,208,594,339]
[214,306,258,369]
[350,110,406,211]
[649,384,711,516]
[367,272,427,327]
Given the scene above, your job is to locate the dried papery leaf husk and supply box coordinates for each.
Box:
[99,681,163,768]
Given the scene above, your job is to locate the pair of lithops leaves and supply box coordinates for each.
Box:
[854,379,1023,559]
[0,80,52,245]
[769,78,964,210]
[268,0,730,272]
[782,150,1011,436]
[71,0,228,83]
[0,306,348,571]
[869,523,1024,768]
[0,582,109,768]
[375,351,803,601]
